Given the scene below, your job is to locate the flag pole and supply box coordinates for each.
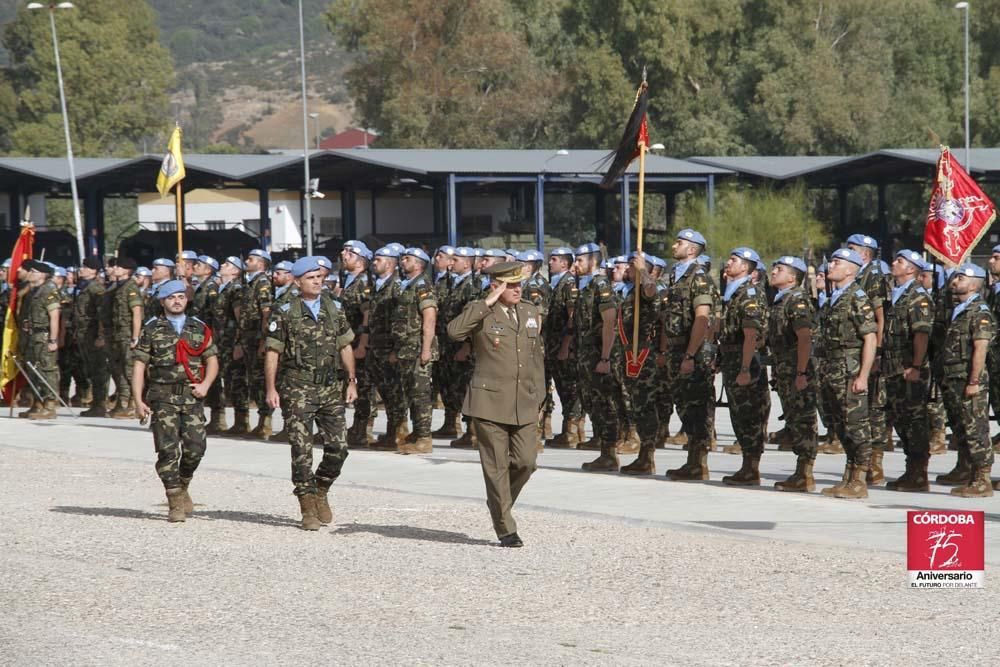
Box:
[632,140,646,358]
[175,181,183,256]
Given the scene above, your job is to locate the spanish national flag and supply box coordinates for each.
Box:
[1,224,35,402]
[156,126,186,196]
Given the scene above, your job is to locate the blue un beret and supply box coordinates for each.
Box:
[831,248,864,267]
[179,250,199,262]
[386,243,405,255]
[152,258,175,268]
[895,249,928,272]
[677,228,706,247]
[404,247,431,264]
[224,256,244,271]
[484,248,506,258]
[549,246,575,259]
[292,256,322,277]
[955,263,986,279]
[248,248,272,263]
[274,260,294,273]
[846,233,879,250]
[773,256,808,273]
[197,255,219,271]
[454,247,475,258]
[375,246,400,259]
[574,243,601,256]
[518,250,544,262]
[730,247,761,265]
[136,267,152,277]
[436,245,456,257]
[157,280,187,299]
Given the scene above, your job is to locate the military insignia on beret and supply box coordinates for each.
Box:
[268,320,278,332]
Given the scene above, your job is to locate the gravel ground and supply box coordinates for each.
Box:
[1,446,997,666]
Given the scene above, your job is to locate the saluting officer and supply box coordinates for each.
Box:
[447,261,545,548]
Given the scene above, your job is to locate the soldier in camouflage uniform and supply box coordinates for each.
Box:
[106,258,144,418]
[616,252,662,474]
[647,256,677,447]
[846,235,889,457]
[430,245,454,414]
[881,250,934,492]
[77,258,110,417]
[390,248,438,454]
[207,257,245,434]
[133,280,219,523]
[17,261,61,419]
[144,258,175,320]
[230,248,274,438]
[718,248,771,485]
[518,249,552,446]
[986,245,1000,453]
[190,256,220,321]
[265,256,357,530]
[660,230,719,480]
[919,265,948,455]
[817,248,877,499]
[543,247,582,448]
[572,243,622,472]
[937,264,996,497]
[438,247,480,447]
[338,241,375,448]
[367,246,405,448]
[55,267,86,405]
[768,256,819,492]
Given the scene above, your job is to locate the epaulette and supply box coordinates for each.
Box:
[279,302,291,312]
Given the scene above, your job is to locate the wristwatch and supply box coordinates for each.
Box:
[347,377,358,383]
[684,353,696,361]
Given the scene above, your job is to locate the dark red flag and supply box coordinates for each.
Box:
[924,146,996,267]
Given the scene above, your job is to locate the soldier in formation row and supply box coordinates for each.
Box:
[5,228,999,530]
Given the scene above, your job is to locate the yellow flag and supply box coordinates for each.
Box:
[156,126,186,196]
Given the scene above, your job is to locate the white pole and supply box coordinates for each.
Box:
[964,4,971,169]
[298,0,313,255]
[49,7,85,262]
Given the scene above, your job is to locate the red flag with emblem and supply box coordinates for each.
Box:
[1,224,36,402]
[923,146,996,267]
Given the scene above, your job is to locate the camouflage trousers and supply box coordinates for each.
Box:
[941,376,995,468]
[721,357,770,456]
[771,358,818,459]
[654,361,675,435]
[439,348,474,415]
[885,371,930,459]
[927,391,946,433]
[79,338,109,406]
[667,350,715,451]
[146,385,207,489]
[818,355,871,465]
[108,338,134,404]
[397,356,433,438]
[868,370,888,451]
[613,346,660,445]
[369,348,405,424]
[21,336,60,401]
[284,379,349,496]
[546,355,581,420]
[58,338,88,396]
[577,349,622,445]
[989,349,1000,432]
[242,340,272,417]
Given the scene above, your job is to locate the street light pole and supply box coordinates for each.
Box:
[297,0,313,254]
[956,1,971,168]
[28,2,84,262]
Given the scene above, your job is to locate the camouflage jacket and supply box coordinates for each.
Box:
[856,262,887,313]
[883,280,933,376]
[368,273,401,351]
[19,280,60,338]
[573,272,617,353]
[337,271,371,339]
[272,283,301,310]
[73,279,105,341]
[522,272,551,319]
[543,271,577,357]
[614,281,660,353]
[145,280,170,320]
[0,284,8,330]
[433,271,451,335]
[211,279,243,352]
[767,285,814,366]
[238,271,273,346]
[817,281,876,357]
[265,293,354,385]
[442,272,478,342]
[134,315,217,402]
[719,278,767,367]
[111,278,144,341]
[661,262,717,345]
[940,294,996,382]
[191,276,220,321]
[392,275,438,360]
[59,286,75,332]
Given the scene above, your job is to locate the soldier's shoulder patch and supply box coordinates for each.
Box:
[747,287,757,296]
[279,302,291,313]
[855,289,866,298]
[268,320,278,332]
[979,304,990,312]
[332,300,342,310]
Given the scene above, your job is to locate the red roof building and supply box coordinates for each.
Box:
[319,128,379,150]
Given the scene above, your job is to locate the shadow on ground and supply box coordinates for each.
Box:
[333,522,494,546]
[50,505,299,527]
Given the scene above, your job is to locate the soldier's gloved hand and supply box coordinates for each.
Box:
[265,387,281,410]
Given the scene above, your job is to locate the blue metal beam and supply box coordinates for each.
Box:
[535,174,545,251]
[447,173,457,246]
[707,174,715,218]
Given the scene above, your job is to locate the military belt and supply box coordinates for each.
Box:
[150,381,191,395]
[664,336,687,347]
[284,367,339,385]
[821,349,862,360]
